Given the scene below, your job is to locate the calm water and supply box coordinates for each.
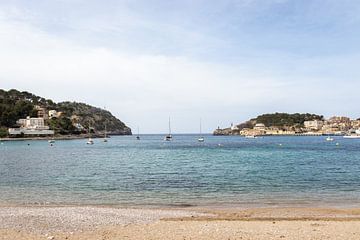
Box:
[0,135,360,207]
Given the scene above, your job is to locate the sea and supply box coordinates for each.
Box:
[0,135,359,208]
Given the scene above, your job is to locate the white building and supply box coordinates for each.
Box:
[8,128,54,135]
[17,117,49,130]
[10,116,54,136]
[254,123,266,131]
[49,110,58,118]
[304,120,324,131]
[230,123,239,131]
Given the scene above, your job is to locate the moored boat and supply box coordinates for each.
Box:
[164,117,173,141]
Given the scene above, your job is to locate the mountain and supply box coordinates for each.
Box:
[0,89,131,136]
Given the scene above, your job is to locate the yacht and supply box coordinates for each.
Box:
[343,135,360,139]
[164,117,173,141]
[136,127,140,140]
[343,129,360,138]
[87,122,94,144]
[198,118,204,142]
[245,135,257,138]
[103,122,108,142]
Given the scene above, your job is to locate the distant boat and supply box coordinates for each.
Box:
[343,135,360,139]
[136,127,140,140]
[164,117,173,141]
[103,122,108,142]
[326,136,334,141]
[198,118,204,142]
[48,139,55,143]
[245,135,257,138]
[87,122,94,145]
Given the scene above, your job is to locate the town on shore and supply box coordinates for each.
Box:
[214,113,360,137]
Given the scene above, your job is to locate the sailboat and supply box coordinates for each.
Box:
[136,127,140,140]
[87,122,94,145]
[198,118,204,142]
[164,117,173,141]
[103,122,108,142]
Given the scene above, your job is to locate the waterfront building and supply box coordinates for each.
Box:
[9,116,54,136]
[254,123,266,131]
[304,120,324,131]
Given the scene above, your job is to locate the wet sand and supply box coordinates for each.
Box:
[1,206,360,239]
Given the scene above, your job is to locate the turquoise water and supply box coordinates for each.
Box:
[0,135,360,207]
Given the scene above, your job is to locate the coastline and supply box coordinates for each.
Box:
[1,205,360,240]
[0,133,132,141]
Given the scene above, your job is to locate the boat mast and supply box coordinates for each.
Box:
[168,117,171,136]
[104,122,107,138]
[200,118,202,137]
[88,121,91,138]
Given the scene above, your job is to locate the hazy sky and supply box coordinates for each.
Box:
[1,0,360,133]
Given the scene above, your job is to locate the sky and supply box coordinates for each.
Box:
[1,0,360,133]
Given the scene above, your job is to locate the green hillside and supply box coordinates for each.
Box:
[0,89,131,136]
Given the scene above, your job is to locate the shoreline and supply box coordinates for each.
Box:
[0,134,132,141]
[1,205,360,239]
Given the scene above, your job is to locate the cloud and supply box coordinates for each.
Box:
[0,12,295,132]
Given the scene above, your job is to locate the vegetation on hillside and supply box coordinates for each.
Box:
[0,89,131,136]
[250,112,324,128]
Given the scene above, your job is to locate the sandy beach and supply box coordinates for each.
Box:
[1,206,360,240]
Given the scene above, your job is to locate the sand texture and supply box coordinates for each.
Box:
[1,206,360,240]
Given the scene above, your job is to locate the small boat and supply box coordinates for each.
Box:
[326,136,334,141]
[164,134,172,141]
[136,127,140,140]
[164,117,173,141]
[103,122,108,142]
[198,118,204,142]
[245,135,257,138]
[343,135,360,139]
[48,139,55,143]
[87,122,94,144]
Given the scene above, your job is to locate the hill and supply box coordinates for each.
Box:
[214,112,324,135]
[0,89,131,137]
[250,113,324,128]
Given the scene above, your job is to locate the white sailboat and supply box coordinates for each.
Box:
[136,127,140,140]
[164,117,173,141]
[198,118,204,142]
[103,122,108,142]
[87,122,94,145]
